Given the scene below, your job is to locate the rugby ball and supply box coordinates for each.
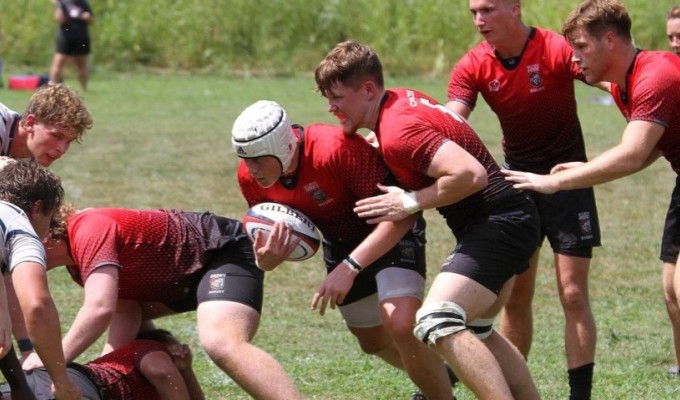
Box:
[243,202,321,261]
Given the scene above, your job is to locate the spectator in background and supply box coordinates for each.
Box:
[49,0,93,91]
[668,5,680,56]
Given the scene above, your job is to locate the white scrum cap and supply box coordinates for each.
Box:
[231,100,296,173]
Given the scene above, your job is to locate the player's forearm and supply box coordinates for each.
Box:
[62,305,113,362]
[5,276,32,358]
[416,171,487,211]
[25,301,71,388]
[349,215,415,267]
[554,146,646,191]
[181,368,206,400]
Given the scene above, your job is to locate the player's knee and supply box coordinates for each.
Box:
[467,317,495,340]
[382,312,418,340]
[353,330,393,356]
[413,301,467,345]
[560,285,589,313]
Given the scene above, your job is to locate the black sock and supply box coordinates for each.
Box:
[568,362,594,400]
[0,347,36,400]
[445,364,459,386]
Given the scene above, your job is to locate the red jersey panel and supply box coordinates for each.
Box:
[611,51,680,174]
[66,208,210,303]
[83,339,166,400]
[238,123,388,247]
[448,28,587,172]
[375,88,514,230]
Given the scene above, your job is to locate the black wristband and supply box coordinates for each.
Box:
[345,255,364,273]
[17,338,33,352]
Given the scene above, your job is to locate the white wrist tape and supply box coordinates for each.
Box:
[400,191,420,214]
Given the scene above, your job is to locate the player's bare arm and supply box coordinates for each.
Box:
[310,215,416,315]
[354,141,487,223]
[60,266,120,363]
[445,100,473,120]
[12,262,81,399]
[504,120,665,192]
[0,279,12,359]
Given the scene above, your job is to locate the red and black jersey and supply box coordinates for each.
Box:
[65,208,243,303]
[375,88,518,230]
[83,339,167,400]
[238,123,389,247]
[448,28,587,172]
[610,50,680,174]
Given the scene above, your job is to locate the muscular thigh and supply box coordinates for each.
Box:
[443,208,539,295]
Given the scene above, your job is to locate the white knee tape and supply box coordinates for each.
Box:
[413,301,467,345]
[467,317,495,340]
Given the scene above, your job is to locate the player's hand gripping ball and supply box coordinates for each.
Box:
[243,202,321,261]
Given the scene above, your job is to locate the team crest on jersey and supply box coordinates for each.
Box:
[488,79,501,92]
[305,181,330,204]
[527,64,544,93]
[578,212,594,240]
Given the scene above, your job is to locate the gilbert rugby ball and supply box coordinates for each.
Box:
[243,202,321,261]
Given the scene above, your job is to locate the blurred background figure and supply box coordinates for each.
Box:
[49,0,93,91]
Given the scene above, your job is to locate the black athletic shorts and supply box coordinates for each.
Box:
[56,31,91,56]
[442,195,540,295]
[661,177,680,263]
[165,216,264,314]
[322,217,427,305]
[529,187,601,258]
[0,366,101,399]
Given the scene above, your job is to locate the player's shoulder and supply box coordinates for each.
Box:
[0,200,32,233]
[458,40,494,65]
[634,51,680,84]
[0,103,19,127]
[69,207,125,228]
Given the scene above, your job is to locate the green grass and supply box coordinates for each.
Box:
[2,0,676,75]
[1,72,678,399]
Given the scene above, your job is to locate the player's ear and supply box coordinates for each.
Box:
[364,80,378,99]
[23,114,37,130]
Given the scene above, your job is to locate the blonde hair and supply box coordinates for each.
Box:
[22,83,93,142]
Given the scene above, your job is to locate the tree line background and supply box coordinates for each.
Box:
[0,0,675,77]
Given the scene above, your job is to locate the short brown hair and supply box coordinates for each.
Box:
[562,0,632,42]
[669,5,680,20]
[22,83,93,142]
[0,159,64,216]
[314,40,384,97]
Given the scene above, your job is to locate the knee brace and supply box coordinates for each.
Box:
[467,317,495,340]
[413,301,467,345]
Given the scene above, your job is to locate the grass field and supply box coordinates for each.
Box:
[0,72,678,399]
